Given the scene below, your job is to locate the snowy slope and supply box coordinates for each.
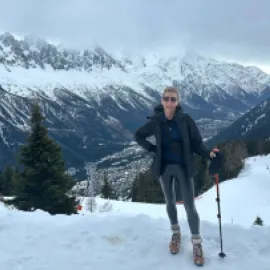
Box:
[1,154,270,269]
[1,208,270,270]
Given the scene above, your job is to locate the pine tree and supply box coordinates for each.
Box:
[247,140,258,156]
[0,165,16,196]
[0,173,4,195]
[8,103,77,215]
[12,166,20,192]
[100,171,113,199]
[131,169,164,204]
[253,216,263,226]
[131,176,137,202]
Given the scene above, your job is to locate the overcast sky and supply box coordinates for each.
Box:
[1,0,270,72]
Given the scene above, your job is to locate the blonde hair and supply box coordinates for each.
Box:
[162,87,179,100]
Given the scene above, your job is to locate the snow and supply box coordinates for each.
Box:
[239,99,270,136]
[1,154,270,269]
[130,50,270,95]
[1,32,270,104]
[0,64,150,100]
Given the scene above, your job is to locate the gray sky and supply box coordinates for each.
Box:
[1,0,270,72]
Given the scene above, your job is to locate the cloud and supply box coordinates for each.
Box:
[0,0,270,68]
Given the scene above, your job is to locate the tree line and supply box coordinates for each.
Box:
[0,103,78,214]
[130,138,270,203]
[0,103,115,215]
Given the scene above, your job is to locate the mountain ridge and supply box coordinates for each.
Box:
[206,98,270,147]
[1,31,270,176]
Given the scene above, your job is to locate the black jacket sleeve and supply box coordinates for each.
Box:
[187,115,210,158]
[134,119,157,153]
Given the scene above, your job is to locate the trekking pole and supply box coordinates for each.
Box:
[215,173,226,258]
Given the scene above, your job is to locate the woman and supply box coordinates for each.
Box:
[134,86,216,266]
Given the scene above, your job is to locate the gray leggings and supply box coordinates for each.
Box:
[160,164,200,236]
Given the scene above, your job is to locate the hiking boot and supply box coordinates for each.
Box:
[192,237,205,266]
[169,231,181,254]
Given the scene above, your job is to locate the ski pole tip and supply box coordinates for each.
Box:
[218,252,226,258]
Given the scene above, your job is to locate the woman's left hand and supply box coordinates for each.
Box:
[210,148,219,158]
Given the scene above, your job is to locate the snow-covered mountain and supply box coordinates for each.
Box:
[1,32,270,173]
[207,98,270,147]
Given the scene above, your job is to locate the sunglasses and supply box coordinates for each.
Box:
[163,96,177,102]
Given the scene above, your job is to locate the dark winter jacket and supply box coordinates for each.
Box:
[160,113,185,165]
[134,104,211,180]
